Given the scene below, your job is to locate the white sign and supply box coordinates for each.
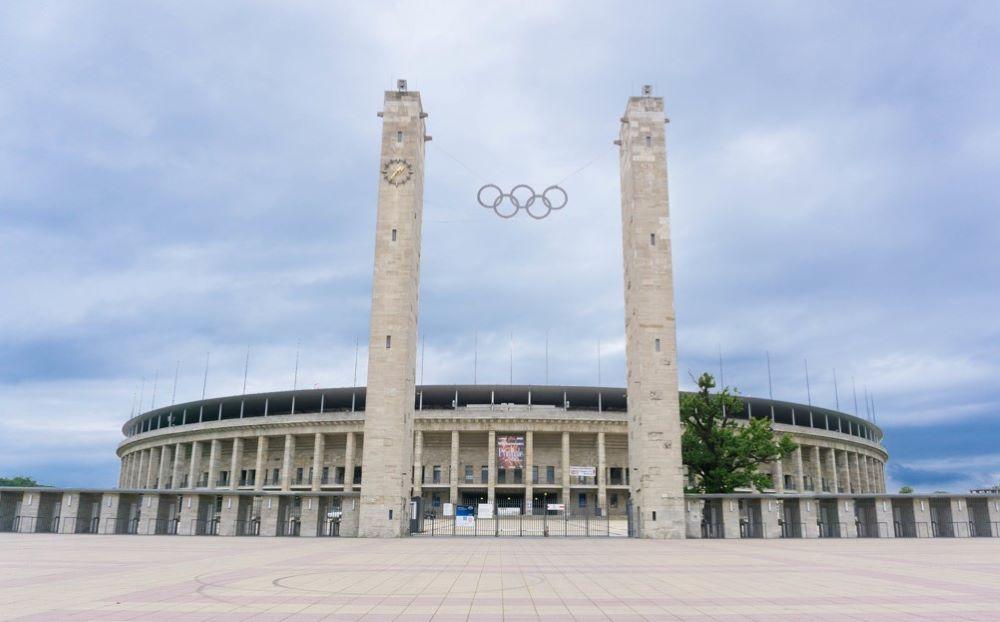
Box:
[547,503,565,511]
[443,503,454,516]
[570,466,596,477]
[477,503,494,519]
[456,515,475,527]
[498,507,519,516]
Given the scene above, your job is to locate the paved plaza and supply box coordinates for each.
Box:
[1,535,999,621]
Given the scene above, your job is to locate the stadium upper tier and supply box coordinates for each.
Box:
[122,384,883,445]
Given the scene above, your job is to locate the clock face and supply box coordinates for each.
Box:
[382,158,412,186]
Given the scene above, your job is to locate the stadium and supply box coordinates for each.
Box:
[1,83,997,541]
[110,384,887,537]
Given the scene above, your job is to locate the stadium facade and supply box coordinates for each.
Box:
[1,84,998,540]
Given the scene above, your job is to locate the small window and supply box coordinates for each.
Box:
[396,130,403,143]
[385,335,391,349]
[578,493,587,508]
[391,228,397,241]
[645,135,651,147]
[388,509,393,520]
[650,233,656,246]
[654,338,661,352]
[652,510,657,521]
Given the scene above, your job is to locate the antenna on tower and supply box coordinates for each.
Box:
[851,377,859,415]
[804,359,811,406]
[292,339,300,391]
[150,369,159,410]
[242,347,250,395]
[138,376,146,413]
[352,337,359,387]
[201,352,210,400]
[832,368,840,410]
[766,351,773,400]
[642,84,653,96]
[171,360,180,405]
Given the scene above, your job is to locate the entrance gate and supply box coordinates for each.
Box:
[416,500,628,537]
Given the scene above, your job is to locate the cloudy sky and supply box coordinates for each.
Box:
[1,1,998,493]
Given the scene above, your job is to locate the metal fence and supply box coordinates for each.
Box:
[893,521,931,538]
[147,518,180,535]
[418,504,625,537]
[818,521,845,538]
[855,521,889,538]
[701,522,725,538]
[277,519,301,537]
[105,517,140,535]
[190,518,220,536]
[65,516,100,534]
[780,521,804,538]
[321,519,341,537]
[739,521,764,539]
[234,519,260,536]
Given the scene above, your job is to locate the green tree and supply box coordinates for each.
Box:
[0,476,40,487]
[898,486,914,494]
[681,372,797,493]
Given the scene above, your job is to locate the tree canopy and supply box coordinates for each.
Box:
[681,372,797,493]
[0,476,41,487]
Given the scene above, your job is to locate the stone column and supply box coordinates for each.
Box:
[281,434,295,491]
[357,84,425,538]
[912,497,933,537]
[859,454,870,493]
[597,432,607,512]
[487,430,496,506]
[312,433,325,492]
[259,495,280,537]
[826,448,839,494]
[137,494,162,535]
[618,87,686,538]
[145,448,160,489]
[847,452,858,494]
[172,443,185,490]
[207,439,220,489]
[177,494,204,536]
[99,493,121,534]
[811,446,823,493]
[838,450,850,494]
[230,437,243,490]
[188,441,202,489]
[300,495,321,537]
[841,498,858,538]
[801,498,820,538]
[254,436,268,491]
[136,450,148,489]
[524,431,534,510]
[771,457,785,492]
[720,498,740,539]
[412,430,423,498]
[449,430,459,506]
[794,446,805,493]
[157,445,172,490]
[344,432,356,490]
[561,432,571,506]
[217,494,241,537]
[874,497,895,538]
[762,498,784,539]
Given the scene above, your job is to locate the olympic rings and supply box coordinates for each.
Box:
[477,184,568,219]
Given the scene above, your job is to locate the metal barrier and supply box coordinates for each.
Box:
[932,521,971,538]
[420,506,622,537]
[321,519,340,537]
[67,516,101,534]
[856,521,888,538]
[893,521,930,538]
[105,517,140,535]
[234,519,260,536]
[970,522,1000,538]
[740,521,765,539]
[278,519,301,537]
[190,518,220,536]
[148,518,179,535]
[701,522,725,539]
[818,521,845,538]
[779,521,804,538]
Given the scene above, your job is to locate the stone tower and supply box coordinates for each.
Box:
[618,86,686,538]
[358,81,426,537]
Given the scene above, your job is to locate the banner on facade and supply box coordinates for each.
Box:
[570,466,596,477]
[496,435,525,468]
